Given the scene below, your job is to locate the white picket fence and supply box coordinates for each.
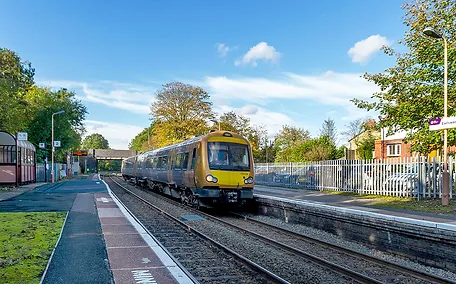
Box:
[254,157,455,199]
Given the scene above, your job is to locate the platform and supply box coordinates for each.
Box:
[254,184,456,230]
[0,175,194,284]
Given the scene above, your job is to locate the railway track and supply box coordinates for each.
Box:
[104,176,287,284]
[107,175,455,284]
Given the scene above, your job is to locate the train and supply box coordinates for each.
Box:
[121,130,255,208]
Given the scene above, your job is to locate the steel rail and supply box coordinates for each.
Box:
[228,211,455,284]
[107,176,289,284]
[112,176,454,284]
[111,176,380,284]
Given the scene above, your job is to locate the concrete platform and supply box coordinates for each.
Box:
[0,174,195,284]
[254,185,456,227]
[96,184,194,284]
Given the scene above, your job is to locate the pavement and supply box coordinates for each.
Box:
[254,184,456,226]
[0,174,193,284]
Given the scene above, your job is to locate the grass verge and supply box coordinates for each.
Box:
[0,212,66,284]
[322,190,456,214]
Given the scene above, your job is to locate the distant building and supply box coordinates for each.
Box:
[347,119,380,160]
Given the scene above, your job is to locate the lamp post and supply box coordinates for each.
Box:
[51,110,65,183]
[211,119,221,131]
[423,27,449,206]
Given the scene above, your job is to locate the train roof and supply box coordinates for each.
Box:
[124,130,249,160]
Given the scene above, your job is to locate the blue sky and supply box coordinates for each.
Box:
[1,0,407,149]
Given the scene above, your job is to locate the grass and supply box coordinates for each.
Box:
[322,190,456,214]
[0,212,66,284]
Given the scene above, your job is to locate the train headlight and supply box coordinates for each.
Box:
[244,176,254,184]
[206,174,218,183]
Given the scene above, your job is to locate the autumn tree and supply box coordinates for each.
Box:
[352,0,456,154]
[150,82,214,147]
[129,122,160,152]
[81,133,109,149]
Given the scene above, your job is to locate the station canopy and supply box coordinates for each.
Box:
[0,131,36,150]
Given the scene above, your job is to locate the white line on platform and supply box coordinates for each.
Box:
[256,194,456,231]
[101,179,195,284]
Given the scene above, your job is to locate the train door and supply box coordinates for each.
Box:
[183,146,197,188]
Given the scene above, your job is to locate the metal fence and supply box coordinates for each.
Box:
[254,157,455,199]
[36,163,66,182]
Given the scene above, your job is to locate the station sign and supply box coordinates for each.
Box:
[39,143,45,149]
[54,141,61,147]
[73,151,88,156]
[17,132,28,141]
[429,116,456,131]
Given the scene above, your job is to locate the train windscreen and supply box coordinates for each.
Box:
[207,142,250,171]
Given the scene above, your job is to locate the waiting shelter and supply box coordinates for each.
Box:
[0,130,36,186]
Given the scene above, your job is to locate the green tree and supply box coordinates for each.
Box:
[129,122,159,152]
[0,48,35,133]
[356,133,376,160]
[24,86,87,162]
[320,117,338,145]
[150,82,214,147]
[81,133,109,149]
[352,0,456,154]
[274,125,311,162]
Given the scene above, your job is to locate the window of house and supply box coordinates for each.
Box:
[387,144,401,157]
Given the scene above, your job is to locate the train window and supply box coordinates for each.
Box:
[191,148,196,169]
[207,142,250,171]
[174,153,182,170]
[162,156,168,169]
[182,152,189,171]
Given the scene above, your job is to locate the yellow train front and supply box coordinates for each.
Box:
[121,130,255,208]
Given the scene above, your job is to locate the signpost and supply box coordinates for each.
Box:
[54,140,61,147]
[17,132,28,141]
[39,143,45,149]
[429,116,456,131]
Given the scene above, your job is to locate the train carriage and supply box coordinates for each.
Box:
[121,130,254,208]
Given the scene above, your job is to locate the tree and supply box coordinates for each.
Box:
[81,133,109,149]
[320,118,338,145]
[129,122,159,152]
[356,133,376,160]
[24,86,87,162]
[216,111,266,161]
[150,82,214,147]
[0,48,35,133]
[274,125,311,162]
[342,118,367,142]
[351,0,456,154]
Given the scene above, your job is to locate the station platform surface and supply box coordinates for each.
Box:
[0,174,193,284]
[254,184,456,229]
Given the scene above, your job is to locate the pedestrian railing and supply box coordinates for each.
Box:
[254,157,455,199]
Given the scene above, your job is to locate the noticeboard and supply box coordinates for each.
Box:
[73,151,88,156]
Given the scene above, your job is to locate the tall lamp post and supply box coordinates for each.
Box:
[423,27,449,206]
[51,110,65,183]
[211,119,221,131]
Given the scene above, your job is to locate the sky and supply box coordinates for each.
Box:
[0,0,408,149]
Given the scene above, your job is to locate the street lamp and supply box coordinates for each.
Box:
[423,27,449,206]
[51,110,65,183]
[211,119,221,131]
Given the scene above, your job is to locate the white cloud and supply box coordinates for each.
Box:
[204,71,377,106]
[215,43,230,57]
[214,105,300,139]
[235,42,281,67]
[83,120,145,150]
[37,80,156,114]
[347,35,392,64]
